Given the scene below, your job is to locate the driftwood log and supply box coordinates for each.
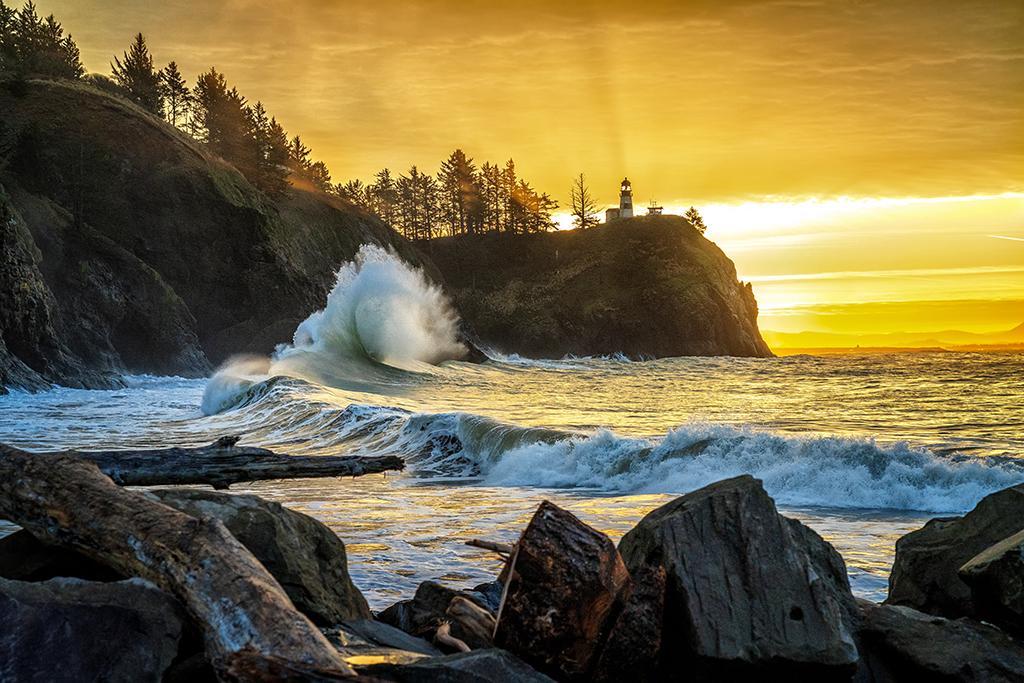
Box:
[39,435,404,489]
[465,538,515,557]
[0,444,356,680]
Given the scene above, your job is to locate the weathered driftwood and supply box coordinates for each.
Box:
[0,444,356,680]
[40,435,404,489]
[445,596,496,649]
[465,538,515,557]
[434,622,471,653]
[495,500,632,681]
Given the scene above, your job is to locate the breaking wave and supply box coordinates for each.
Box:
[202,245,466,415]
[210,377,1023,514]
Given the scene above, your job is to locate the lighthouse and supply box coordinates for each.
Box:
[619,177,634,218]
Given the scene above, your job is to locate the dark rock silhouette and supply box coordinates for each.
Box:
[426,215,772,359]
[887,483,1024,618]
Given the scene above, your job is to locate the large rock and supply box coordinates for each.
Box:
[150,488,370,625]
[0,576,184,683]
[494,501,632,681]
[888,483,1024,618]
[592,563,666,683]
[0,529,122,582]
[355,648,556,682]
[959,528,1024,636]
[618,475,859,678]
[857,601,1024,682]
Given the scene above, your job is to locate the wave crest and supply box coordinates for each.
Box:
[202,245,465,415]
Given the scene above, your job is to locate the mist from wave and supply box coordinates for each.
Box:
[202,245,466,415]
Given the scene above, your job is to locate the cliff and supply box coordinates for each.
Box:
[423,216,772,358]
[0,78,771,393]
[0,78,426,391]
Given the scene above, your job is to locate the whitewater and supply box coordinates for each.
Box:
[2,246,1022,608]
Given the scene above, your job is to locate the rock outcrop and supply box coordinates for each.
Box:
[618,474,859,678]
[887,483,1024,618]
[0,78,429,390]
[959,528,1024,637]
[0,576,184,683]
[494,501,632,680]
[425,215,773,358]
[150,488,370,625]
[856,601,1024,682]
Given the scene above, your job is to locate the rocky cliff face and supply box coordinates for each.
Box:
[0,78,426,391]
[424,216,772,358]
[0,79,771,392]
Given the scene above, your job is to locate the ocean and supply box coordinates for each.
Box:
[2,247,1021,609]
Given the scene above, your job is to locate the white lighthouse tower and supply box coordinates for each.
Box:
[619,177,634,218]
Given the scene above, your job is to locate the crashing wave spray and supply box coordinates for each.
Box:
[202,245,466,414]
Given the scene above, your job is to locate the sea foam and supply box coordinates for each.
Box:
[202,245,465,415]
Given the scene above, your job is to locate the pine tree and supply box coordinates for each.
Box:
[369,168,398,225]
[0,1,17,71]
[336,179,365,206]
[437,149,481,236]
[111,33,162,114]
[1,1,82,78]
[307,160,332,192]
[158,61,190,127]
[684,206,707,234]
[570,173,599,229]
[288,135,311,172]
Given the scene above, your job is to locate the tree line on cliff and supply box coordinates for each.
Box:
[0,1,709,243]
[0,2,559,240]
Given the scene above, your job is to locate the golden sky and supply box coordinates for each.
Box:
[39,0,1024,342]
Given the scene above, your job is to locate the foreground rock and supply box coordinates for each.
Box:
[959,528,1024,637]
[378,580,499,650]
[887,483,1024,618]
[356,649,556,682]
[0,445,355,678]
[591,563,666,683]
[0,577,184,682]
[618,475,859,678]
[151,487,371,625]
[0,530,122,582]
[857,601,1024,682]
[495,501,632,680]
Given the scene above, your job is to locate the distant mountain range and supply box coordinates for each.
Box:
[763,322,1024,351]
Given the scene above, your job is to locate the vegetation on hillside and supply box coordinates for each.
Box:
[0,1,712,246]
[338,151,558,240]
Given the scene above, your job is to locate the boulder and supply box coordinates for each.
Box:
[0,576,184,683]
[887,483,1024,618]
[355,648,556,682]
[618,475,859,678]
[494,500,632,681]
[0,529,122,582]
[592,563,666,683]
[377,580,498,651]
[856,601,1024,682]
[959,528,1024,636]
[322,622,436,669]
[149,488,369,625]
[341,619,443,657]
